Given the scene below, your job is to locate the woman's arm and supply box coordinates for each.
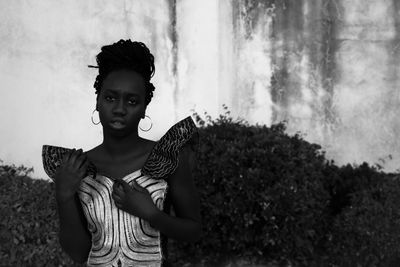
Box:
[147,146,202,242]
[56,192,92,263]
[53,149,92,263]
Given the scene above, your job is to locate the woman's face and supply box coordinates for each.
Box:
[97,69,146,135]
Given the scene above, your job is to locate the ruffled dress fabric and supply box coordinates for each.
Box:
[42,116,198,267]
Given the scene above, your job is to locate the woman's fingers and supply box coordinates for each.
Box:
[112,183,125,209]
[131,180,146,193]
[113,182,122,191]
[114,198,122,208]
[69,148,83,167]
[78,156,88,170]
[112,191,125,210]
[112,191,122,202]
[113,181,124,194]
[73,148,88,170]
[69,149,89,176]
[131,180,140,190]
[76,149,86,165]
[62,148,75,164]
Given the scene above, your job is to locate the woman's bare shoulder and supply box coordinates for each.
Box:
[84,146,101,161]
[141,137,157,146]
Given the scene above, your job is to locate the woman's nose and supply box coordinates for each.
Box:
[113,99,127,115]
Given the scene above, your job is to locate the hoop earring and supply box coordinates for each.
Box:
[139,115,153,132]
[91,109,101,125]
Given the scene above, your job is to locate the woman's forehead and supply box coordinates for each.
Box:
[103,88,141,96]
[101,69,146,94]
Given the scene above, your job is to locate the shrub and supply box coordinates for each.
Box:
[2,109,399,266]
[168,109,400,267]
[169,109,333,266]
[0,165,85,267]
[322,164,400,267]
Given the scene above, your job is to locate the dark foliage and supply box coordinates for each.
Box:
[1,109,399,266]
[168,108,400,267]
[322,164,400,267]
[0,171,85,266]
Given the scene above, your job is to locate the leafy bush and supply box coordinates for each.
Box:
[168,108,400,267]
[168,109,333,266]
[0,159,34,177]
[322,164,400,267]
[1,108,399,266]
[0,166,85,267]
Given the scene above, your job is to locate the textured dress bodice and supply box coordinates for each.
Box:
[78,170,167,267]
[42,116,198,267]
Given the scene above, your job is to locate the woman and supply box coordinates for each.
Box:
[42,39,201,267]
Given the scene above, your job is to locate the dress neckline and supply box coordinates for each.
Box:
[89,140,158,182]
[96,168,142,182]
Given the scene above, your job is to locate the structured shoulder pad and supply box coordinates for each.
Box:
[141,116,198,179]
[42,145,97,181]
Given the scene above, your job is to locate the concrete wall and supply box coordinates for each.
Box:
[332,0,400,171]
[0,0,177,179]
[229,0,400,171]
[0,0,399,180]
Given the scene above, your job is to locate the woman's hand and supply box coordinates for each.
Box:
[54,148,89,204]
[112,179,158,221]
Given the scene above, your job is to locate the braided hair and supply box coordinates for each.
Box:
[90,39,155,106]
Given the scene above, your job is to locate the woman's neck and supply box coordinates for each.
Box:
[100,130,144,161]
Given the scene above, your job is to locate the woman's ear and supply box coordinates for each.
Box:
[95,96,99,111]
[96,92,102,109]
[142,107,146,119]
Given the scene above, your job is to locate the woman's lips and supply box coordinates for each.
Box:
[109,121,126,129]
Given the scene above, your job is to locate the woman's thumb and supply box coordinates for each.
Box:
[116,179,130,190]
[131,180,145,192]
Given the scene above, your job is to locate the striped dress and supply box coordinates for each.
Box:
[42,116,198,267]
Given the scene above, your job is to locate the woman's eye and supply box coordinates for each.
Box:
[105,96,137,105]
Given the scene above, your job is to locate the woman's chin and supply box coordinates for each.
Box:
[104,124,138,137]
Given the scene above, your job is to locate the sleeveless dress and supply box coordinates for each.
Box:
[42,116,198,267]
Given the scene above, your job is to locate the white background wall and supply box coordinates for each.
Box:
[1,0,399,180]
[0,0,181,179]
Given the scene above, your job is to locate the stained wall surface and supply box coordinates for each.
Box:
[0,0,399,179]
[0,0,177,179]
[228,0,400,172]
